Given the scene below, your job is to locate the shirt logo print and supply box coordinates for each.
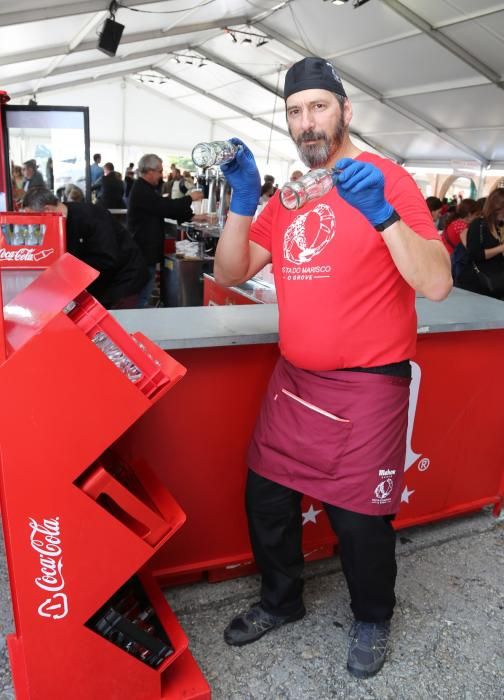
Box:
[283,203,335,264]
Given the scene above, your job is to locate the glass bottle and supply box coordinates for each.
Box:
[280,168,341,211]
[191,140,239,169]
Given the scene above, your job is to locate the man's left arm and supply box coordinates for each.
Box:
[335,159,452,301]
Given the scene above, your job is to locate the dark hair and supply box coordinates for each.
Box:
[475,197,486,215]
[23,187,59,210]
[483,188,504,230]
[93,154,101,163]
[444,198,478,228]
[425,196,442,212]
[104,162,114,171]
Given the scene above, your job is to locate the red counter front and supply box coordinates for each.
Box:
[116,328,504,584]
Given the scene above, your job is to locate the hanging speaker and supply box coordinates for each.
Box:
[97,18,125,57]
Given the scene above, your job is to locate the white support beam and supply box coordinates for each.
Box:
[255,22,488,165]
[155,67,290,139]
[382,0,503,88]
[1,43,190,87]
[0,15,250,67]
[0,0,170,27]
[8,63,156,100]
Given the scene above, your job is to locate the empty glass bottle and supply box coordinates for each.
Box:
[191,140,239,168]
[280,168,341,210]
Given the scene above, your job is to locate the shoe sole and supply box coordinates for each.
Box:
[346,659,385,679]
[224,608,306,647]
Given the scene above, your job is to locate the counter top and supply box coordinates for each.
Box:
[111,287,504,350]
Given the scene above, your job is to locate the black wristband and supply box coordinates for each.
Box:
[375,209,401,232]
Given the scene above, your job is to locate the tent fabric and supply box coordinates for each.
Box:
[1,0,504,175]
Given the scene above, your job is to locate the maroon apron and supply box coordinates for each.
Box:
[247,357,410,515]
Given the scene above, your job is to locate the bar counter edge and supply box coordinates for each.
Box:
[111,287,504,350]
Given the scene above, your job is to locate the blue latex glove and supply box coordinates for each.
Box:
[220,137,261,217]
[332,158,394,227]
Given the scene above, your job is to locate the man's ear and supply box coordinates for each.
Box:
[343,98,353,128]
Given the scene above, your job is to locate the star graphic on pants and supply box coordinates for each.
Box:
[401,486,415,504]
[302,504,322,525]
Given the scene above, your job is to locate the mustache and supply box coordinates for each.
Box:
[296,130,328,145]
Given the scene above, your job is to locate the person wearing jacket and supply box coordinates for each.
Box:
[23,187,148,308]
[127,154,203,307]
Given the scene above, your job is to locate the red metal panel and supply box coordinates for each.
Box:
[117,330,504,583]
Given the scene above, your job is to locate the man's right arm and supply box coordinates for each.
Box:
[212,138,265,286]
[214,212,271,286]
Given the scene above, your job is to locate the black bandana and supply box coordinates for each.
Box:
[284,57,347,100]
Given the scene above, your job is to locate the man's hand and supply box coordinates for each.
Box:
[333,158,394,227]
[220,138,261,217]
[190,190,204,201]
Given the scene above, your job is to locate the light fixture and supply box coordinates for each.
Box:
[224,27,270,45]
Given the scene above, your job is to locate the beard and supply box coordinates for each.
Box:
[290,112,346,168]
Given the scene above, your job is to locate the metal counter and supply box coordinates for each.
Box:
[111,287,504,350]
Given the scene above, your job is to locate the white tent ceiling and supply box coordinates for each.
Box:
[1,0,504,171]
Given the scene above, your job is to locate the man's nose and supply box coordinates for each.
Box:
[300,109,315,132]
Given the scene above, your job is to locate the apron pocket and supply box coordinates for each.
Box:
[263,388,353,476]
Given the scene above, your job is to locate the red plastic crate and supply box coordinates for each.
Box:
[68,291,177,398]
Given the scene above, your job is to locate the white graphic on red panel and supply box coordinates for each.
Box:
[0,247,54,263]
[302,504,322,526]
[284,203,335,264]
[401,361,430,505]
[29,517,69,620]
[38,593,68,620]
[405,361,422,472]
[401,486,415,504]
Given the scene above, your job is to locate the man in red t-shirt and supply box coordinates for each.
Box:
[215,57,452,679]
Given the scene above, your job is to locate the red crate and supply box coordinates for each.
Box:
[68,291,183,399]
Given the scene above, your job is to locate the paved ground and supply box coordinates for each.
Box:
[0,508,502,699]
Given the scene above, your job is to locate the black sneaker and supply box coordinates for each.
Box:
[346,620,391,678]
[224,602,306,647]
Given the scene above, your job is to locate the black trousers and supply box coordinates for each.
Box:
[246,470,397,623]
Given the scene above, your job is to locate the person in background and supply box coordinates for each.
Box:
[95,162,126,209]
[263,174,277,193]
[22,159,45,191]
[455,188,504,299]
[124,166,136,200]
[425,196,442,229]
[215,56,451,680]
[11,165,24,204]
[181,170,195,194]
[169,168,186,200]
[290,169,303,181]
[259,182,275,204]
[23,187,148,309]
[90,153,103,185]
[127,154,203,307]
[65,184,84,203]
[441,198,478,255]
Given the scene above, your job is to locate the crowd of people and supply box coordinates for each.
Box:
[20,151,203,309]
[426,191,504,299]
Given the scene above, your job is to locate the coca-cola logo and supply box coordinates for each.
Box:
[29,517,69,620]
[0,247,54,262]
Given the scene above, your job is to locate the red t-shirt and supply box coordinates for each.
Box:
[442,218,466,254]
[249,152,441,370]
